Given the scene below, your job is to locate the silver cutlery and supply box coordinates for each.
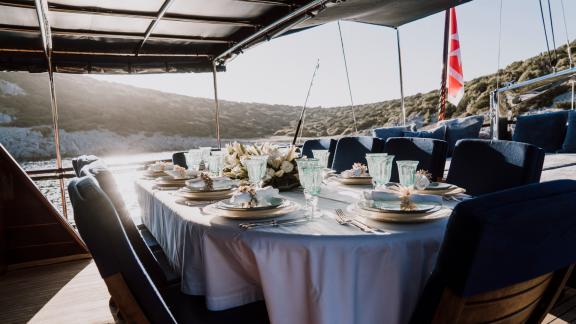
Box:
[239,218,309,230]
[334,209,386,234]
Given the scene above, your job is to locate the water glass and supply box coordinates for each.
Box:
[299,165,323,219]
[186,149,202,171]
[396,160,420,187]
[365,153,394,188]
[199,146,212,166]
[312,150,330,168]
[207,152,226,177]
[243,155,269,188]
[295,158,319,176]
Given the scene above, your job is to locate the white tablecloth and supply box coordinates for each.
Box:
[136,179,455,324]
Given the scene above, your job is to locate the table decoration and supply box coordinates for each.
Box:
[223,142,299,190]
[164,165,197,180]
[396,160,420,187]
[349,203,451,223]
[186,149,202,171]
[413,170,432,190]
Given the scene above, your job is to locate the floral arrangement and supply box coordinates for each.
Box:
[222,142,299,190]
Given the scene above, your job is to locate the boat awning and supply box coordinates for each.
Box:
[0,0,472,74]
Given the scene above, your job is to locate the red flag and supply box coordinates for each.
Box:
[447,8,464,107]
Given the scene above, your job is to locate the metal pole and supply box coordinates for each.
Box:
[438,9,450,121]
[560,0,573,68]
[212,62,222,149]
[337,21,358,134]
[34,0,68,220]
[490,90,499,139]
[395,28,406,126]
[538,0,555,71]
[292,59,320,145]
[571,78,575,110]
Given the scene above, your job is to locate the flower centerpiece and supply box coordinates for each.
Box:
[223,142,299,190]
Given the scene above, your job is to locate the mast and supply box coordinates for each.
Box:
[438,9,450,121]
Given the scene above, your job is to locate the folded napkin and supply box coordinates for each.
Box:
[186,175,228,188]
[231,186,280,205]
[363,190,443,205]
[341,169,369,178]
[149,162,174,172]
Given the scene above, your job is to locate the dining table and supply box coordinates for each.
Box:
[135,178,459,324]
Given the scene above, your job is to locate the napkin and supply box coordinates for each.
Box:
[255,186,280,203]
[341,169,369,178]
[186,175,228,188]
[363,190,442,205]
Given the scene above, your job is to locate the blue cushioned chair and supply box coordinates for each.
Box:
[172,152,187,168]
[441,115,484,156]
[560,110,576,153]
[410,180,576,324]
[69,177,269,323]
[331,137,382,173]
[301,138,337,168]
[80,162,179,286]
[513,111,570,153]
[384,137,448,183]
[446,139,544,196]
[71,155,99,177]
[372,125,413,143]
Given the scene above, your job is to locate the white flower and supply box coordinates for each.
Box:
[266,168,275,178]
[280,161,294,173]
[274,170,285,177]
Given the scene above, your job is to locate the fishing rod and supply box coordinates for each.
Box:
[292,59,320,145]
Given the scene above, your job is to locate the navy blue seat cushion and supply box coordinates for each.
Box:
[441,115,484,155]
[403,125,447,141]
[68,177,178,323]
[372,125,413,142]
[410,180,576,323]
[560,111,576,153]
[301,138,337,167]
[332,137,381,173]
[172,152,187,168]
[446,139,544,196]
[513,111,569,153]
[81,166,178,287]
[385,137,448,182]
[72,155,99,177]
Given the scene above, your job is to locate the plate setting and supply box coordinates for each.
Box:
[335,175,373,185]
[204,197,300,220]
[216,197,285,211]
[357,200,441,214]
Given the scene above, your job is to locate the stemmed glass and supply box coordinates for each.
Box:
[299,165,323,220]
[396,160,420,187]
[295,158,319,175]
[186,149,202,171]
[243,155,269,188]
[365,153,395,189]
[199,147,212,170]
[312,150,330,169]
[207,151,226,177]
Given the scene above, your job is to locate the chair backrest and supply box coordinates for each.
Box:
[68,177,176,323]
[372,125,413,143]
[384,137,448,183]
[513,111,569,153]
[172,152,187,168]
[301,139,337,167]
[440,115,484,156]
[71,155,99,177]
[331,136,381,173]
[80,163,170,288]
[446,139,544,196]
[410,180,576,324]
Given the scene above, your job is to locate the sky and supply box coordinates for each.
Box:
[92,0,576,107]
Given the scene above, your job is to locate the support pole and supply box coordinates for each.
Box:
[438,9,450,121]
[490,90,499,139]
[337,21,358,134]
[292,59,320,146]
[560,0,573,68]
[571,78,575,110]
[212,62,222,149]
[34,0,68,220]
[395,28,406,126]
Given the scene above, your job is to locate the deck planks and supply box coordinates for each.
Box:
[0,259,115,324]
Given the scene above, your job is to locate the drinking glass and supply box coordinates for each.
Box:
[207,152,226,177]
[199,146,212,169]
[396,160,420,187]
[365,153,394,188]
[243,155,269,188]
[299,165,323,219]
[312,150,330,168]
[295,158,319,176]
[186,149,202,171]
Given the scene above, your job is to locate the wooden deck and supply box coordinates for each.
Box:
[0,260,575,323]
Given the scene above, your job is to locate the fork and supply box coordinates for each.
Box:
[335,209,385,234]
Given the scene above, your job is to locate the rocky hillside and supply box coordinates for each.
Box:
[1,41,574,143]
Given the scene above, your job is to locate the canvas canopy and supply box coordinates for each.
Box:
[0,0,471,74]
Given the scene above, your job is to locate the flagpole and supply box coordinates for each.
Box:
[438,9,450,121]
[395,28,406,126]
